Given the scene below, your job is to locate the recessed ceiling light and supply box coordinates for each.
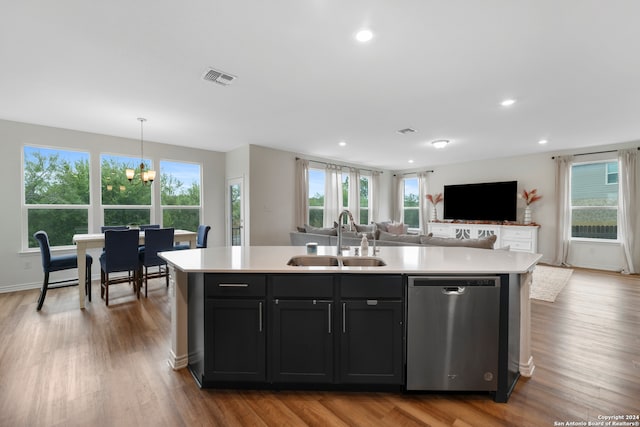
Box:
[408,159,414,164]
[500,99,516,107]
[338,141,347,147]
[538,139,548,145]
[431,139,449,149]
[355,29,373,43]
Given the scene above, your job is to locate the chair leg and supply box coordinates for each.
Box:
[165,266,169,288]
[104,272,109,307]
[100,270,105,299]
[36,272,50,311]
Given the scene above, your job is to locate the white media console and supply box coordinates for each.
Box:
[427,222,539,254]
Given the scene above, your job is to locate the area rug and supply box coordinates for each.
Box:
[530,265,574,302]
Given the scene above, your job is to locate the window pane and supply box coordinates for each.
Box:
[404,178,419,207]
[571,161,619,240]
[342,174,349,208]
[161,161,201,206]
[571,163,619,207]
[163,208,199,231]
[404,209,419,228]
[24,146,89,205]
[104,208,150,226]
[309,208,324,227]
[360,208,369,225]
[360,176,369,208]
[571,208,617,239]
[28,208,88,248]
[101,155,151,205]
[309,169,325,207]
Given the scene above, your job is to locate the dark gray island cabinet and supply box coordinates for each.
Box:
[188,273,405,389]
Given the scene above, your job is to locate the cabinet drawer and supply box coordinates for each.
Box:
[205,274,266,297]
[271,275,334,298]
[501,239,533,251]
[340,275,403,299]
[429,225,452,237]
[502,228,533,239]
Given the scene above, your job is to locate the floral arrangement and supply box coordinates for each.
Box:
[426,193,444,205]
[519,189,542,206]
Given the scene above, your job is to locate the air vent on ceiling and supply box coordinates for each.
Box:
[397,128,417,135]
[203,67,237,86]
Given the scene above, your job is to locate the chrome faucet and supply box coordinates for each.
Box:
[336,209,354,255]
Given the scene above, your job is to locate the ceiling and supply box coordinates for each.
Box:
[2,1,640,170]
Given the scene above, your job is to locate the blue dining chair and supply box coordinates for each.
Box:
[139,228,175,297]
[33,231,93,311]
[174,225,211,250]
[100,229,141,306]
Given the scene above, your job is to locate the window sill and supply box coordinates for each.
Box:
[570,238,620,245]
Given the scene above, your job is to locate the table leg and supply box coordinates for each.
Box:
[76,243,87,309]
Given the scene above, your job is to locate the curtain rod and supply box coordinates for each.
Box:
[552,147,639,159]
[393,170,434,176]
[296,157,384,174]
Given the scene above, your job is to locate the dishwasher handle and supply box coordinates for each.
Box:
[442,286,466,295]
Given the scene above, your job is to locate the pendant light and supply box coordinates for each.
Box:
[126,117,156,184]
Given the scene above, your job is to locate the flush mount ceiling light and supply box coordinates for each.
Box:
[500,99,516,107]
[408,159,414,164]
[338,141,347,147]
[397,128,417,135]
[538,139,548,145]
[431,139,450,149]
[355,29,373,42]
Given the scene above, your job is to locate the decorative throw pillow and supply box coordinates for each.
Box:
[304,224,338,236]
[386,222,406,234]
[378,230,422,244]
[420,234,497,249]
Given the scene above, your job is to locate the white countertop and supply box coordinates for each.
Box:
[160,245,542,274]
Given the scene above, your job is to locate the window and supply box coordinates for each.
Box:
[308,168,325,227]
[571,161,619,240]
[403,177,419,229]
[359,175,370,224]
[101,154,152,226]
[23,146,90,248]
[160,160,201,231]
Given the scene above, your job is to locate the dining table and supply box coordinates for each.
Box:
[72,229,197,309]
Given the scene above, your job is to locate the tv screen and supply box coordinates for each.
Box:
[443,181,517,222]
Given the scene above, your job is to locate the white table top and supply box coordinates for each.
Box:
[159,245,542,275]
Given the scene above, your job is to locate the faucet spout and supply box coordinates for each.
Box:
[336,209,354,255]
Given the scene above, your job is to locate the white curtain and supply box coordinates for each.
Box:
[348,168,361,225]
[394,174,404,222]
[417,172,429,233]
[553,155,573,266]
[618,149,637,274]
[370,171,381,223]
[324,164,342,228]
[295,158,309,227]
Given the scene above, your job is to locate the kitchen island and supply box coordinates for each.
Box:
[160,245,541,402]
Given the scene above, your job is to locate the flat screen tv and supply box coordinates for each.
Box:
[443,181,517,222]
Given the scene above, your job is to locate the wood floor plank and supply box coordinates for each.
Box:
[0,269,638,426]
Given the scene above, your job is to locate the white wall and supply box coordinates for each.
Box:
[0,119,226,293]
[416,142,640,269]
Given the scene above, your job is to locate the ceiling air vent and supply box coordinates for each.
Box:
[203,67,237,86]
[397,128,417,135]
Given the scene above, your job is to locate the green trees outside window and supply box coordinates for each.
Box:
[24,147,90,247]
[403,177,419,228]
[161,161,201,232]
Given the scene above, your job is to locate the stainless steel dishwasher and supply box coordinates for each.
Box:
[406,276,501,391]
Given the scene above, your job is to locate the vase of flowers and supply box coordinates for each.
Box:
[426,193,443,221]
[519,189,542,224]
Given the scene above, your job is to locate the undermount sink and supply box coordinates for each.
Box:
[287,255,386,267]
[340,256,387,267]
[287,255,340,267]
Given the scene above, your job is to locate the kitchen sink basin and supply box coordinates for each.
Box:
[287,255,340,266]
[340,256,387,267]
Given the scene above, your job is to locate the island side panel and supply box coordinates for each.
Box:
[168,265,190,370]
[519,271,535,376]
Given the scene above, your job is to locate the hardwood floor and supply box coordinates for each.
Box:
[0,269,638,427]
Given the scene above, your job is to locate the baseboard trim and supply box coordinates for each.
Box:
[168,349,189,370]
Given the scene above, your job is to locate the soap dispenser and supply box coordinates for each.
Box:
[360,235,369,256]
